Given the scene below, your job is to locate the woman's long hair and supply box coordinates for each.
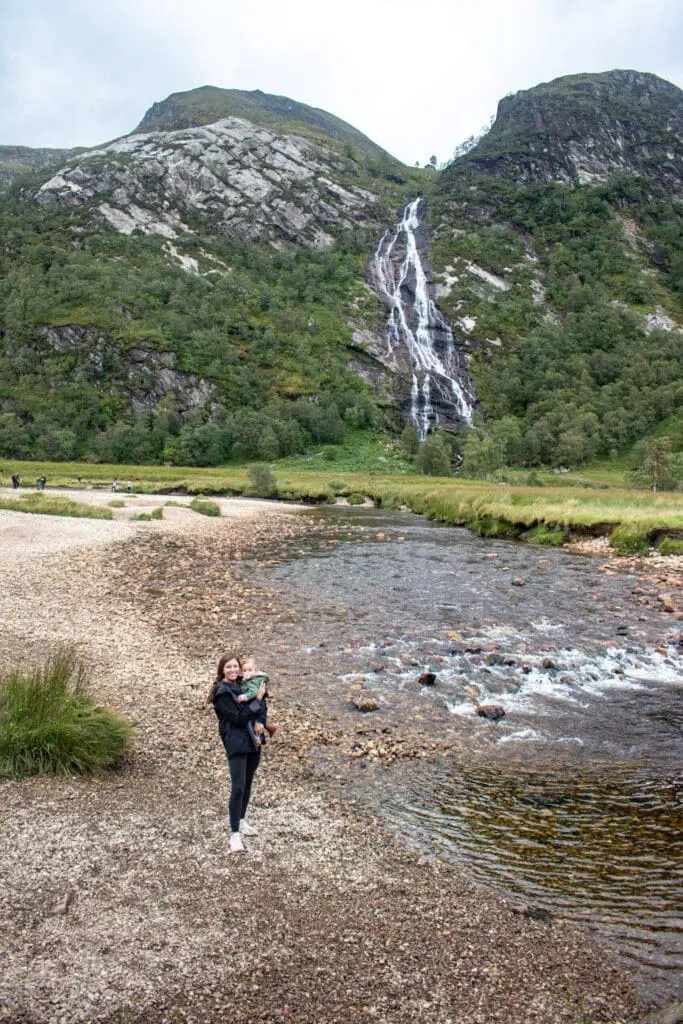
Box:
[207,654,242,705]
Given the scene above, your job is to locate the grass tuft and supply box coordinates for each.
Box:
[658,537,683,555]
[190,497,221,517]
[0,494,112,519]
[0,648,133,777]
[609,523,650,556]
[526,525,568,546]
[133,507,164,521]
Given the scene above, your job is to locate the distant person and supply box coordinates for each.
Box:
[127,480,133,493]
[111,480,119,492]
[11,474,20,489]
[210,655,267,853]
[40,475,46,490]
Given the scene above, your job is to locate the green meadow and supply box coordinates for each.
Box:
[2,458,682,549]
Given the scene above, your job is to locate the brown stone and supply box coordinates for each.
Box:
[418,672,436,686]
[476,704,506,721]
[658,593,676,612]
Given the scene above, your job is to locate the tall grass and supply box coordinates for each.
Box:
[0,648,133,777]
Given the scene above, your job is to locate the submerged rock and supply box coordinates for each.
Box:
[418,672,436,686]
[476,704,506,721]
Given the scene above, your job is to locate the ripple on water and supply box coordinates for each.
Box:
[379,758,683,1002]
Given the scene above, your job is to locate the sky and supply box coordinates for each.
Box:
[1,0,682,166]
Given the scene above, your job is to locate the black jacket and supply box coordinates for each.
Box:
[213,680,267,757]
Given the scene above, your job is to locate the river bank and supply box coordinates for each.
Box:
[0,498,669,1024]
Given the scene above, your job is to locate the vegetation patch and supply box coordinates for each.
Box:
[658,537,683,555]
[0,648,132,777]
[466,515,522,539]
[609,523,650,556]
[108,499,126,507]
[347,492,366,505]
[189,497,221,517]
[526,524,568,546]
[133,507,163,521]
[0,493,112,519]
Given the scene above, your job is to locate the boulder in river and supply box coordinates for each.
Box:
[476,704,506,721]
[418,672,436,686]
[350,693,380,713]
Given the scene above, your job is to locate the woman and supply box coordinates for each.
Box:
[211,654,267,852]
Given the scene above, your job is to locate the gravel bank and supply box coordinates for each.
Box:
[0,500,646,1024]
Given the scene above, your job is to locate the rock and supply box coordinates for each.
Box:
[511,577,525,587]
[541,658,556,670]
[418,672,436,686]
[350,694,380,713]
[522,906,553,924]
[476,704,506,721]
[658,593,676,612]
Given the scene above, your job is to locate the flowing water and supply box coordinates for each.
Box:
[250,506,682,1003]
[371,197,474,438]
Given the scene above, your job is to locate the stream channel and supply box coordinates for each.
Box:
[247,505,682,1005]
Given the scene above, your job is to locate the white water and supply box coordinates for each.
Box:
[372,197,475,439]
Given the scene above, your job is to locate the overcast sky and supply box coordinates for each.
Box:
[2,0,682,165]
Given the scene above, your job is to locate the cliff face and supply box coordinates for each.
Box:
[449,70,683,191]
[36,117,386,249]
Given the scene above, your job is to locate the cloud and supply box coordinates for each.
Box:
[0,0,681,162]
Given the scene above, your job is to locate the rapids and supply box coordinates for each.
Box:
[247,506,682,1005]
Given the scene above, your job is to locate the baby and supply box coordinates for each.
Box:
[237,656,278,740]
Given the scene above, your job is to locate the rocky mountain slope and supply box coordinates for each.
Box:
[0,73,681,468]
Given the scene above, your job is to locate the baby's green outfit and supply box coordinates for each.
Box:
[241,673,269,699]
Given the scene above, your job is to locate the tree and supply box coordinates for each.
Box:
[460,431,497,479]
[415,432,452,476]
[628,436,674,492]
[400,423,419,457]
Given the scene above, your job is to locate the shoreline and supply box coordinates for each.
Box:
[0,501,658,1023]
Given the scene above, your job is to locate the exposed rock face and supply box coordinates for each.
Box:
[40,325,215,413]
[36,118,381,249]
[450,70,683,191]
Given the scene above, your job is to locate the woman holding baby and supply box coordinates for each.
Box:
[210,654,271,853]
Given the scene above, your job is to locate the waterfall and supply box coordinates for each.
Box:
[372,197,474,439]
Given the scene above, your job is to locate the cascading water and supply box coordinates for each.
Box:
[372,196,475,439]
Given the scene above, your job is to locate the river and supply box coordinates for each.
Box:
[246,505,682,1005]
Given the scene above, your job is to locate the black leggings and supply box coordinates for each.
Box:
[227,751,261,832]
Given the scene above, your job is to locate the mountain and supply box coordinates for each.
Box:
[134,86,394,162]
[0,72,681,469]
[426,69,683,468]
[0,145,83,188]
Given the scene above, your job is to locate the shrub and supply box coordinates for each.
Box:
[190,498,221,517]
[108,499,126,508]
[248,464,278,498]
[415,432,452,476]
[347,492,366,505]
[0,648,133,777]
[609,524,650,556]
[525,471,544,487]
[659,537,683,555]
[328,480,349,493]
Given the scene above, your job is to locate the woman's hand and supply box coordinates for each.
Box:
[236,693,249,703]
[254,722,265,735]
[257,682,267,701]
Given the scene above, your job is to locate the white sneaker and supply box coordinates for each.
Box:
[240,819,258,836]
[229,831,245,853]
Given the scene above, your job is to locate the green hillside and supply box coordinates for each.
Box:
[429,70,683,471]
